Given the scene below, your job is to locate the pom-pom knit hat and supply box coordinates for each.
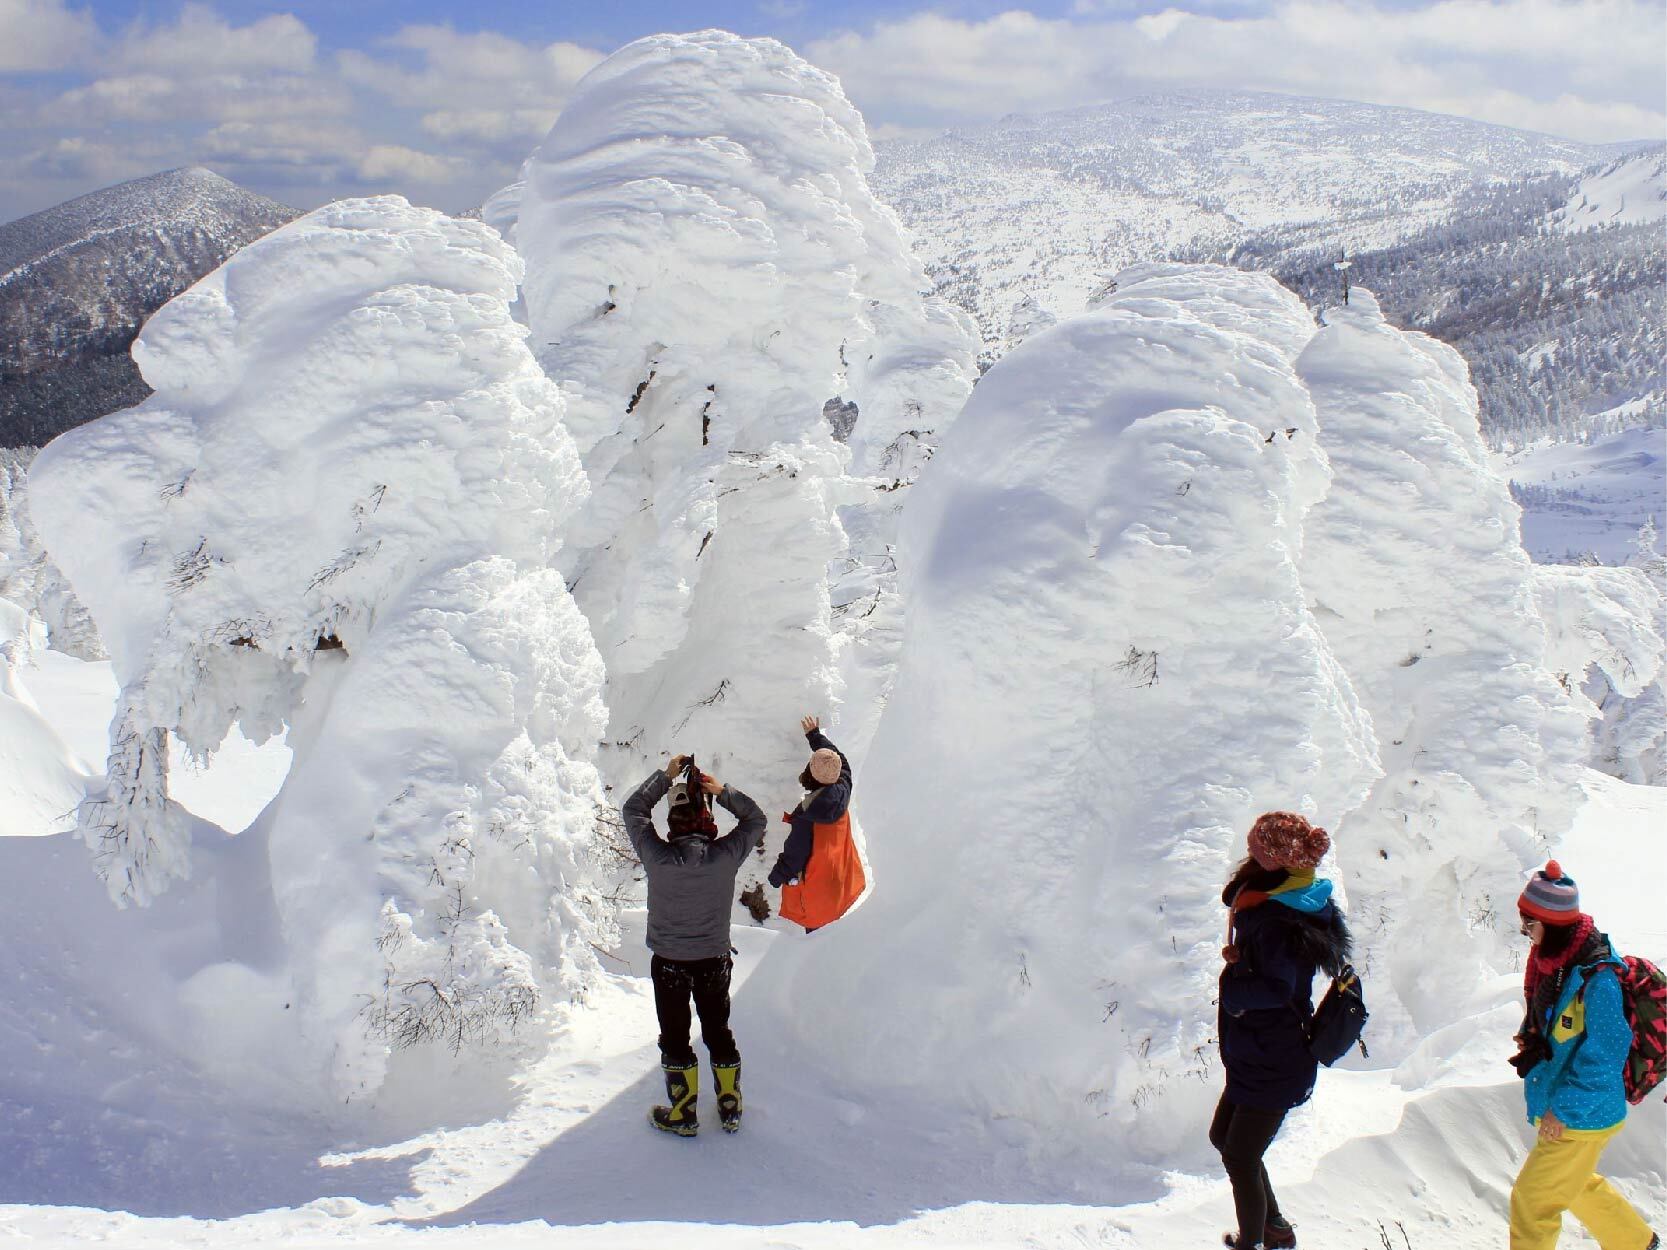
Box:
[1247,811,1331,872]
[1518,860,1581,925]
[808,748,842,786]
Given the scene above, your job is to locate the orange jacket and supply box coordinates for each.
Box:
[779,809,866,932]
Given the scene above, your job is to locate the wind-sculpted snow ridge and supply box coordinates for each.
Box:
[1296,292,1600,1043]
[517,31,975,859]
[27,198,612,1102]
[754,264,1379,1161]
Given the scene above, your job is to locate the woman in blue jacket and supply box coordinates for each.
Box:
[1508,861,1657,1250]
[1215,811,1350,1250]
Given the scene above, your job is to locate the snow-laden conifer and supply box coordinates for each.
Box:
[755,264,1378,1153]
[515,31,974,849]
[28,197,611,1097]
[1297,291,1597,1039]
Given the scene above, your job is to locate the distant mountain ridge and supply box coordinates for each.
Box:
[872,90,1627,358]
[0,167,296,447]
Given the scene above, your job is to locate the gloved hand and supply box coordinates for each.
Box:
[767,854,798,889]
[1509,1033,1552,1078]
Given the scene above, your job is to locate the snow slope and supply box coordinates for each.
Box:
[1550,147,1667,232]
[1504,426,1667,565]
[515,31,975,874]
[26,196,613,1104]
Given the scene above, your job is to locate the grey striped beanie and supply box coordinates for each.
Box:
[1518,860,1581,925]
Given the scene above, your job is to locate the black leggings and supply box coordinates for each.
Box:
[1209,1094,1287,1243]
[651,955,737,1067]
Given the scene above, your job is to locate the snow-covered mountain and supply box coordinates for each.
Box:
[1550,146,1667,232]
[1268,175,1665,449]
[0,167,295,448]
[872,91,1621,357]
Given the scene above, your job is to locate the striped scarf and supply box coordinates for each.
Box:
[1222,870,1316,963]
[1521,913,1600,1038]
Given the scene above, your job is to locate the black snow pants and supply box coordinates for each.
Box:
[650,954,738,1067]
[1209,1093,1288,1243]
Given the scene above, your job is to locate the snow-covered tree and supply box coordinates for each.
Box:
[515,31,975,866]
[754,264,1378,1156]
[1297,290,1595,1040]
[0,450,104,659]
[28,198,611,1098]
[1536,563,1666,786]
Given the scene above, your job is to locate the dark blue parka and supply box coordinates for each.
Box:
[1218,878,1351,1110]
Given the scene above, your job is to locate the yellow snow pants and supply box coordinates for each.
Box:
[1509,1122,1654,1250]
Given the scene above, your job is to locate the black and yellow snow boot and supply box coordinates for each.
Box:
[712,1060,742,1133]
[650,1062,699,1137]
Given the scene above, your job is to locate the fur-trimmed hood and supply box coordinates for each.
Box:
[1247,898,1352,979]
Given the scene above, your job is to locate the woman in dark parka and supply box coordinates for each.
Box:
[1215,811,1351,1250]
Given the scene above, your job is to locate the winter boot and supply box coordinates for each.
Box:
[1222,1237,1263,1249]
[1263,1216,1296,1249]
[712,1060,742,1133]
[650,1062,698,1137]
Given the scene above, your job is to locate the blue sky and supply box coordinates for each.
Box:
[2,0,1663,222]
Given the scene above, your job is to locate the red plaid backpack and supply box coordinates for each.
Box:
[1617,954,1667,1104]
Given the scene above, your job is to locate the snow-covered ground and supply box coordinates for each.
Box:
[1503,426,1666,565]
[1548,148,1667,233]
[2,626,1663,1248]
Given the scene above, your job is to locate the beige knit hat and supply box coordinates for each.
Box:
[808,748,842,786]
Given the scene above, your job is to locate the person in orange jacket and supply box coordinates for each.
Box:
[767,715,865,931]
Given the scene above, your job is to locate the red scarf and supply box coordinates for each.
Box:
[1522,912,1595,1026]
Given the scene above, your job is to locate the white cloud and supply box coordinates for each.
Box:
[113,3,315,74]
[0,0,97,72]
[337,25,606,163]
[340,25,602,112]
[23,135,153,181]
[808,0,1667,143]
[43,5,346,127]
[356,143,466,185]
[54,70,349,125]
[419,107,561,145]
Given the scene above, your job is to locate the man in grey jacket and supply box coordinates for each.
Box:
[622,753,766,1137]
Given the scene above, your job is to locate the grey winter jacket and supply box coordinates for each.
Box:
[622,770,767,961]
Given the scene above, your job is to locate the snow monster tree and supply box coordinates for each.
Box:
[754,264,1381,1161]
[514,31,976,883]
[28,198,612,1100]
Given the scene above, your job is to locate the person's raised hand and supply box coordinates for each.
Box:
[800,714,819,735]
[665,753,692,778]
[699,772,724,796]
